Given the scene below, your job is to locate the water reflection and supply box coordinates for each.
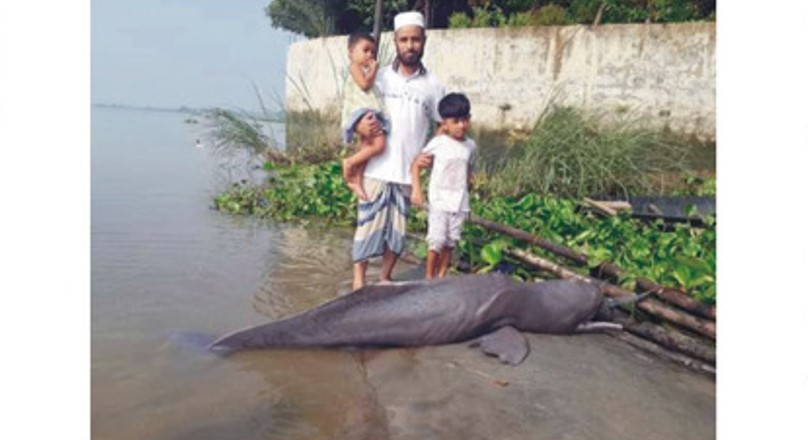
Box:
[254,226,355,318]
[253,225,424,319]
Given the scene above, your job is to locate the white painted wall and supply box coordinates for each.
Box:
[286,22,715,140]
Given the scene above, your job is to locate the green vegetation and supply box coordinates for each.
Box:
[208,103,716,304]
[449,3,572,28]
[465,193,715,304]
[483,106,699,198]
[265,1,716,37]
[214,161,355,222]
[213,160,715,304]
[205,108,277,159]
[202,81,288,163]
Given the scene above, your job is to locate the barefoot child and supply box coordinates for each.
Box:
[341,32,389,201]
[410,93,476,279]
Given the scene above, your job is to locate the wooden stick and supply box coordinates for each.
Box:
[596,263,717,320]
[582,197,618,216]
[469,214,717,321]
[598,201,632,211]
[505,248,716,340]
[610,312,715,363]
[647,203,663,215]
[593,1,606,26]
[469,214,589,265]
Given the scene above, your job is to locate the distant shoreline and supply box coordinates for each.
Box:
[92,103,284,122]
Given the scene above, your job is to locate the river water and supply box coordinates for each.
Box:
[91,107,714,440]
[91,107,373,439]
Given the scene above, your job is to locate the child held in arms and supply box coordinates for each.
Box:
[411,93,476,279]
[340,32,390,201]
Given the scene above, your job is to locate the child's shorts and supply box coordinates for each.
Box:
[342,107,390,144]
[426,208,468,252]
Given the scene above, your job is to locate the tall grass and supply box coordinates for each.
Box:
[203,82,284,159]
[284,110,342,162]
[483,106,699,198]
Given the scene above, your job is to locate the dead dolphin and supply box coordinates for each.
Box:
[208,274,638,365]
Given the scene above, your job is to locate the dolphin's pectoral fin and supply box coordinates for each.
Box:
[472,326,530,366]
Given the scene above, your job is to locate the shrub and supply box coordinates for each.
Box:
[569,0,601,23]
[532,4,572,26]
[470,4,507,28]
[649,0,702,23]
[506,11,533,27]
[448,12,473,28]
[484,106,695,198]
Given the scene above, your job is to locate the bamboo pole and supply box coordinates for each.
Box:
[469,214,589,264]
[598,200,632,211]
[582,197,618,216]
[469,213,717,320]
[596,263,717,320]
[610,312,715,363]
[505,248,716,340]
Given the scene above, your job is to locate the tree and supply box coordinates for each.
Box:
[265,0,714,37]
[265,0,347,38]
[345,0,410,32]
[266,0,412,37]
[373,0,383,43]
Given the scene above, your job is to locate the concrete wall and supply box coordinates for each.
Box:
[285,22,715,140]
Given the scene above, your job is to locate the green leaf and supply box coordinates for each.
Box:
[480,240,506,266]
[413,242,428,260]
[476,265,494,274]
[587,247,613,268]
[617,272,637,291]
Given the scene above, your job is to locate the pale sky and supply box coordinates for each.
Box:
[91,0,302,111]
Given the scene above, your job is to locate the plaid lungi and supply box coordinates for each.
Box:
[352,177,411,262]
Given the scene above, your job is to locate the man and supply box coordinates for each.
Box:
[351,11,445,289]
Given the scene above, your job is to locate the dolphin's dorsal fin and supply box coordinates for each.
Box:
[470,326,530,366]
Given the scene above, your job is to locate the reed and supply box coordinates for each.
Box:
[483,106,703,198]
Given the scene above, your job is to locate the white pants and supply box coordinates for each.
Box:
[426,209,467,252]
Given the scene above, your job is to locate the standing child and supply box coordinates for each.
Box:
[411,93,475,280]
[340,32,389,201]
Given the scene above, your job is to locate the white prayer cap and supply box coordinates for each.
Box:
[394,11,425,31]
